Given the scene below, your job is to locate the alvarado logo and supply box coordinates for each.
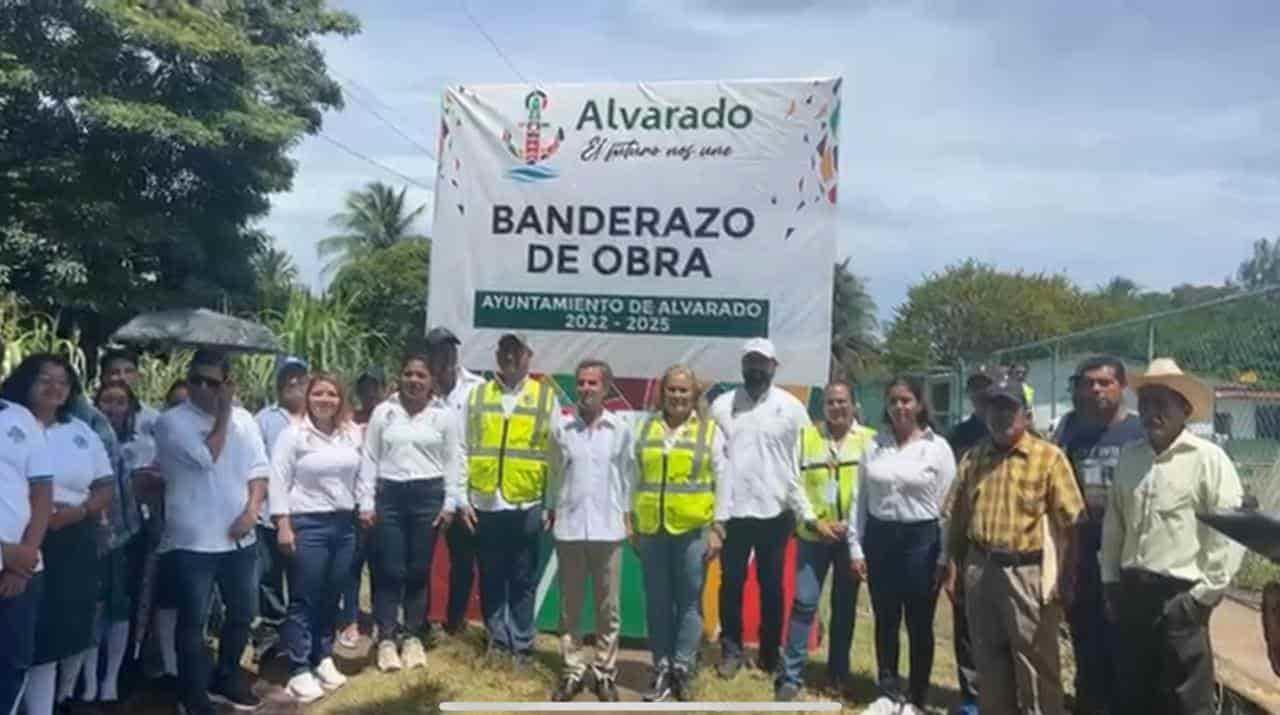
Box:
[502,90,565,183]
[576,97,753,131]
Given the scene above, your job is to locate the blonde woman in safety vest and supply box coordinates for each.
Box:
[455,333,559,666]
[633,365,727,703]
[774,381,875,701]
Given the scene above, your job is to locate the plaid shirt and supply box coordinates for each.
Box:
[945,431,1084,558]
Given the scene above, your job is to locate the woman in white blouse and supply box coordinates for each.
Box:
[849,376,957,715]
[360,350,463,674]
[269,373,362,703]
[1,355,113,715]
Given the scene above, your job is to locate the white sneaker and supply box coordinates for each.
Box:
[401,636,428,669]
[864,696,902,715]
[315,658,348,690]
[900,705,925,715]
[286,672,326,704]
[377,640,403,672]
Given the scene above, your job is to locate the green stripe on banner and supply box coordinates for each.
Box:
[535,539,649,639]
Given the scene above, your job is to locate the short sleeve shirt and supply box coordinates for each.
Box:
[45,418,114,506]
[0,400,53,546]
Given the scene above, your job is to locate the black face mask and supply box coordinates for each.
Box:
[742,368,771,390]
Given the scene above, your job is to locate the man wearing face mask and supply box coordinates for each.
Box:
[457,333,559,666]
[423,327,486,637]
[1054,356,1144,715]
[943,372,1083,715]
[1102,359,1244,715]
[708,338,812,678]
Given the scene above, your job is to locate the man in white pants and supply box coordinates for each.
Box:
[548,359,633,703]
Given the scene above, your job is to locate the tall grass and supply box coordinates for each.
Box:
[0,294,87,378]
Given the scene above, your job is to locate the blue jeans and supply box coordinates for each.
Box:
[171,545,258,706]
[339,517,367,628]
[475,507,542,655]
[1068,524,1118,714]
[864,517,940,706]
[281,512,356,675]
[637,529,707,672]
[779,538,860,687]
[0,572,43,715]
[373,479,444,642]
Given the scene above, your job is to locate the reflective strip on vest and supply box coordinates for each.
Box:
[633,415,716,535]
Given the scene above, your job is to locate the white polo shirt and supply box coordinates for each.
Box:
[45,418,114,506]
[156,402,270,553]
[709,385,811,521]
[270,419,364,516]
[0,399,53,548]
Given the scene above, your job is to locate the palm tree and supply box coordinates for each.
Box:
[318,181,428,276]
[830,258,879,379]
[253,244,300,312]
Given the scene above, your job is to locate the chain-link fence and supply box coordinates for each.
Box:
[852,287,1280,591]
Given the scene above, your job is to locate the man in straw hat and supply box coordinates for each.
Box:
[1101,358,1246,715]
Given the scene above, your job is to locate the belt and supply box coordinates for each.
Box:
[972,544,1042,567]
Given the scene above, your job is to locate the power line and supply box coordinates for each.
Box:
[316,133,434,191]
[459,0,529,84]
[292,63,439,161]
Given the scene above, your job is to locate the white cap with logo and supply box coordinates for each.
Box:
[742,337,777,361]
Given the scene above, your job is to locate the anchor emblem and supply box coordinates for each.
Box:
[503,90,565,182]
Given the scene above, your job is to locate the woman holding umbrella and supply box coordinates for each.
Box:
[2,355,114,715]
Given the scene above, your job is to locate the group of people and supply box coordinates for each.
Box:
[0,325,1249,715]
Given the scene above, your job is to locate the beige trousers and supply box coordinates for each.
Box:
[556,540,622,681]
[964,553,1064,715]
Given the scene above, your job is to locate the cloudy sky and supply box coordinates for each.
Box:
[261,0,1280,321]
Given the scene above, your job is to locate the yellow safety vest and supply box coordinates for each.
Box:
[633,414,718,536]
[796,423,875,542]
[466,377,554,504]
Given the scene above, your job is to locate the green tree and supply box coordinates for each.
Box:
[885,260,1110,369]
[318,182,428,276]
[1236,237,1280,289]
[327,239,430,355]
[0,0,357,353]
[252,241,300,314]
[830,258,879,380]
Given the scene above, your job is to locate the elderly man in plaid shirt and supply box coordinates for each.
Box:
[943,372,1085,715]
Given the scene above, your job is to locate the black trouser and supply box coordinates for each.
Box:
[1116,571,1216,715]
[718,513,793,669]
[256,524,288,631]
[445,520,478,632]
[373,479,444,643]
[864,516,940,706]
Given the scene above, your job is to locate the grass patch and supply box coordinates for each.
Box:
[1234,552,1280,592]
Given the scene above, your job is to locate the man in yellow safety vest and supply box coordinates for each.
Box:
[775,381,875,700]
[456,333,559,666]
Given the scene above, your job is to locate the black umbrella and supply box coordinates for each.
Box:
[1197,508,1280,564]
[111,308,281,354]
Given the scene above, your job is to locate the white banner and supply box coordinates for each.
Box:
[427,78,840,385]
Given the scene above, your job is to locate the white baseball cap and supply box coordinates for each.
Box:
[742,337,777,360]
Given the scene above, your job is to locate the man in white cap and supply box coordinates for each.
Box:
[709,337,811,677]
[1101,358,1245,715]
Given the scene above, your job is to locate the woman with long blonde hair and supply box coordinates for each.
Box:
[633,365,727,702]
[269,373,363,703]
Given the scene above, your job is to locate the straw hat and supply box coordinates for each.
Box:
[1128,358,1214,423]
